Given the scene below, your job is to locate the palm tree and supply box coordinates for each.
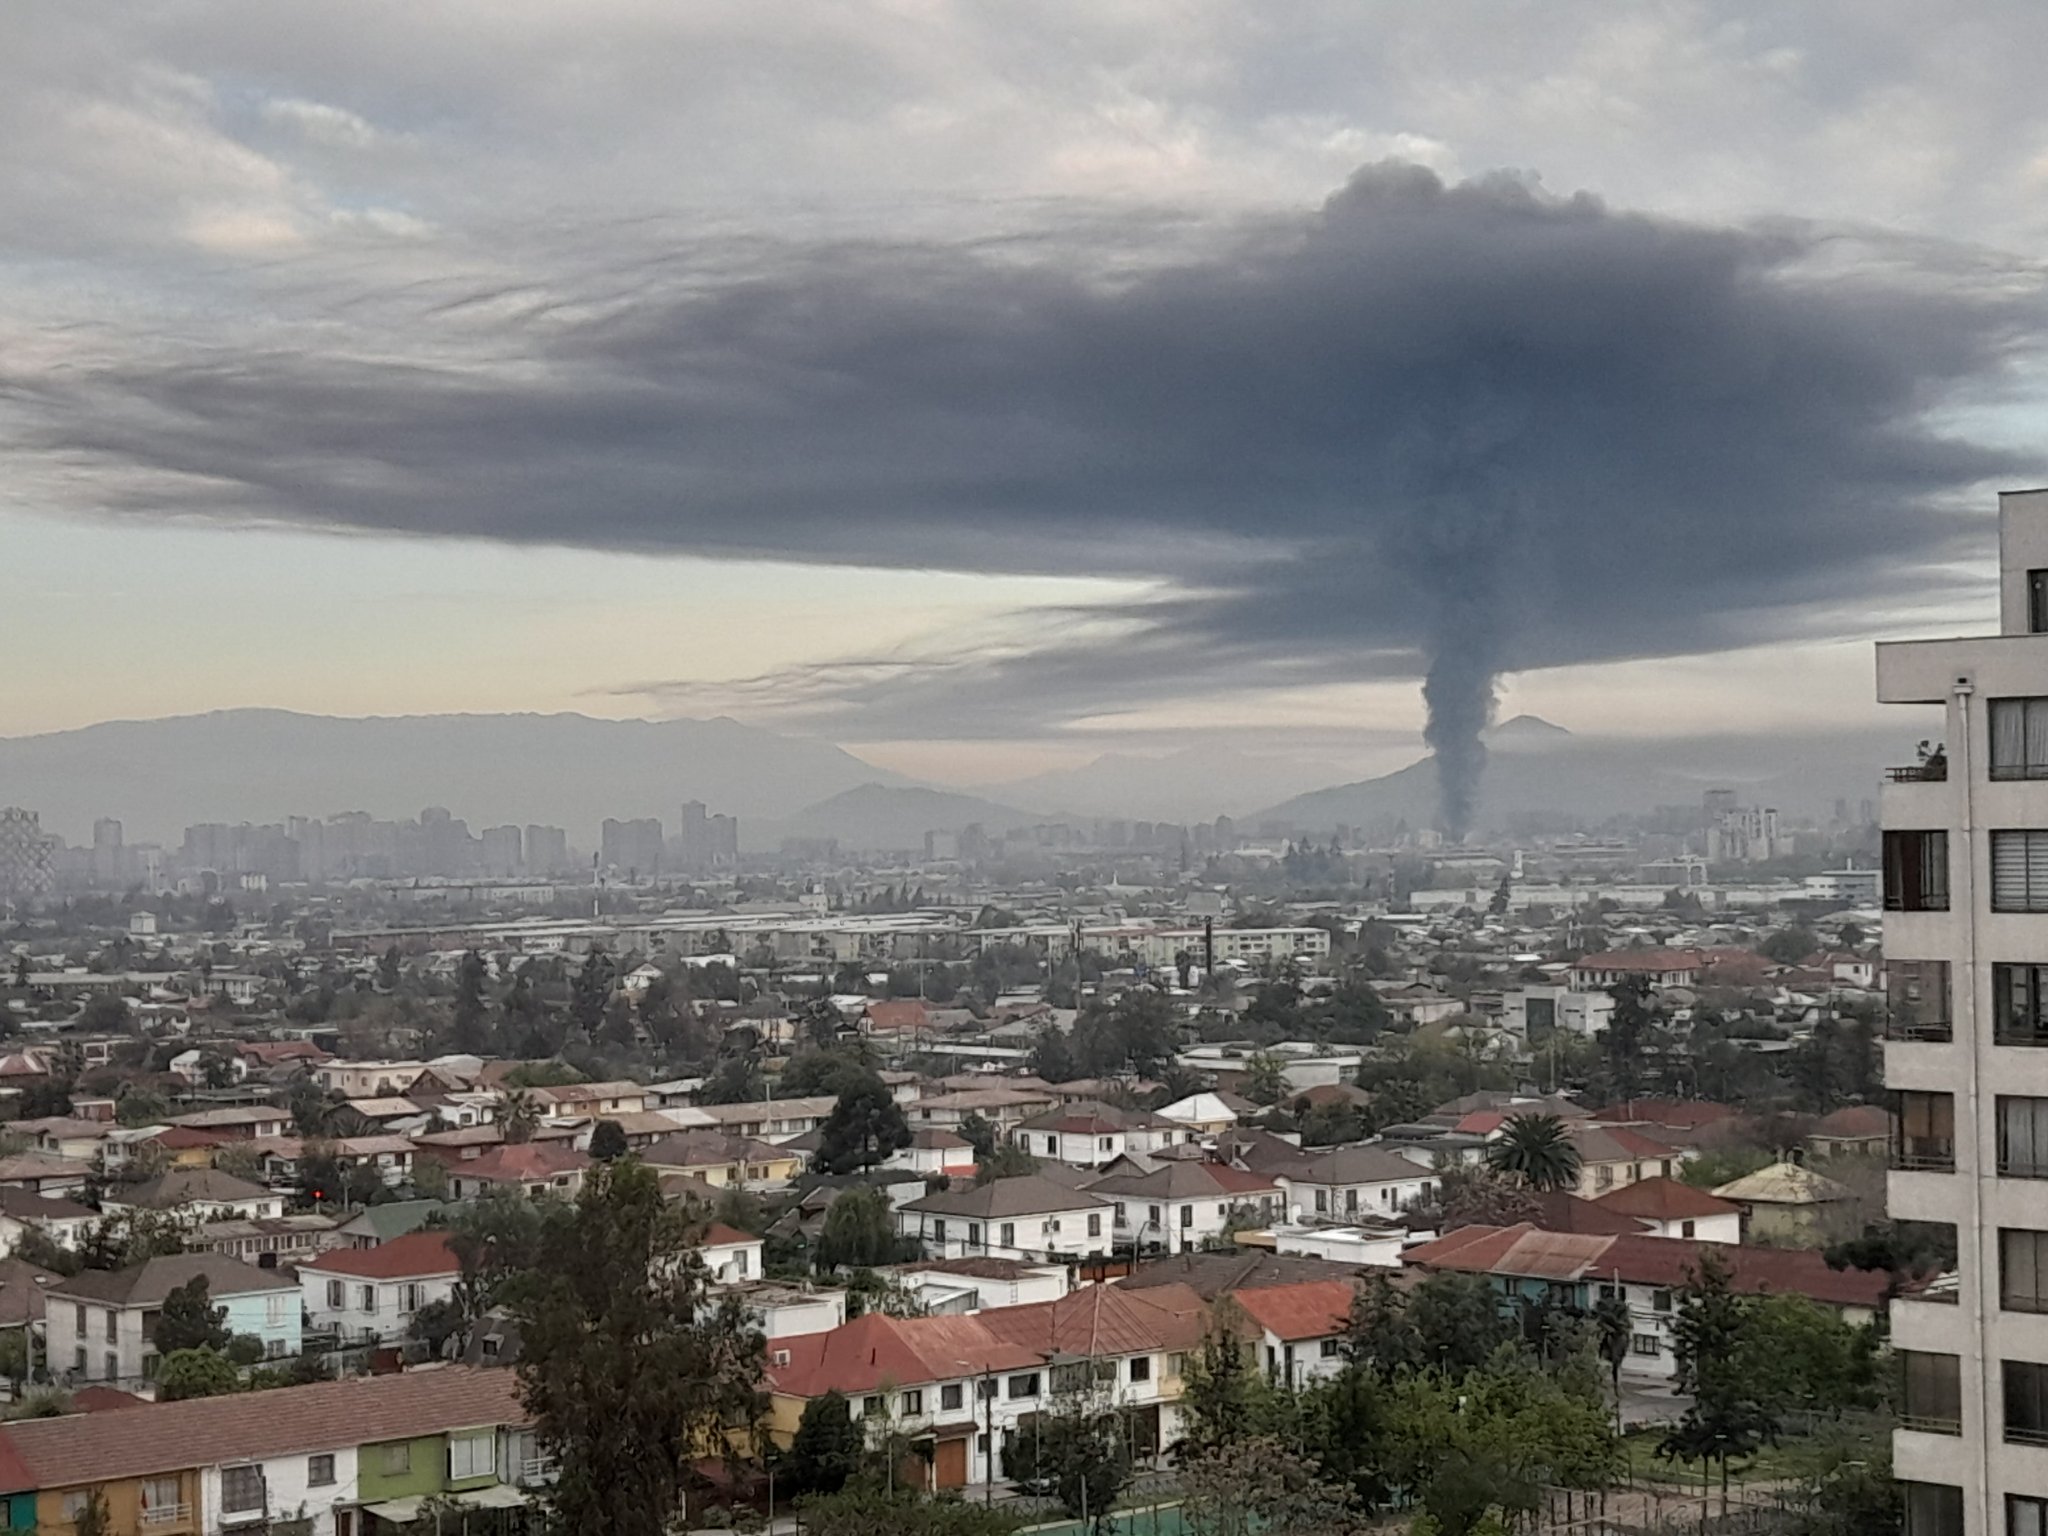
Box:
[1485,1114,1582,1193]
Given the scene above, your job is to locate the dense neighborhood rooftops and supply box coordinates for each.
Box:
[0,1365,526,1491]
[111,1167,272,1210]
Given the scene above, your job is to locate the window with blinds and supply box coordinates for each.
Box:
[1900,1350,1962,1433]
[1893,1091,1955,1172]
[2002,1098,2048,1179]
[1886,960,1951,1041]
[1991,830,2048,912]
[1996,965,2048,1045]
[1885,830,1950,911]
[2002,1227,2048,1313]
[2009,1359,2048,1446]
[1991,698,2048,779]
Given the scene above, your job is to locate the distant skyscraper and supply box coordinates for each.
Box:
[677,801,739,869]
[480,825,523,877]
[0,808,57,897]
[601,817,664,878]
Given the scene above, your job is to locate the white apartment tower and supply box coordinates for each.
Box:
[1881,488,2048,1536]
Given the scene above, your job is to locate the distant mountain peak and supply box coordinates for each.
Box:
[1489,714,1571,740]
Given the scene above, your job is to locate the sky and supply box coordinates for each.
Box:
[5,1,2048,788]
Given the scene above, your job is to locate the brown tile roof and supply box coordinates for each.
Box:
[0,1365,527,1490]
[978,1282,1209,1359]
[0,1257,66,1329]
[1525,1191,1655,1237]
[112,1168,272,1209]
[1230,1280,1357,1342]
[0,1187,92,1222]
[452,1143,588,1182]
[1118,1250,1370,1299]
[903,1175,1110,1219]
[50,1254,298,1307]
[764,1312,1041,1397]
[1593,1176,1739,1221]
[301,1231,459,1280]
[1086,1162,1278,1201]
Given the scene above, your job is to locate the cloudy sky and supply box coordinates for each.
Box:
[6,0,2047,786]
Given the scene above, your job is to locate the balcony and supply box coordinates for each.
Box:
[1901,1409,1962,1435]
[519,1456,559,1486]
[140,1504,193,1528]
[1888,1018,1954,1044]
[1889,762,1950,783]
[1902,1271,1962,1305]
[1892,1139,1957,1174]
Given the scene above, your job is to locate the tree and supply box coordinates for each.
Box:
[1761,925,1820,966]
[971,1142,1039,1185]
[799,1485,1018,1536]
[784,1389,866,1496]
[153,1275,230,1354]
[1592,1291,1631,1406]
[1241,1052,1288,1106]
[1027,1027,1080,1084]
[499,1088,541,1144]
[511,1159,766,1536]
[589,1119,630,1162]
[781,1046,880,1101]
[157,1345,241,1400]
[1004,1395,1132,1529]
[225,1333,267,1367]
[817,1076,912,1175]
[1178,1302,1261,1457]
[957,1112,998,1162]
[68,1489,112,1536]
[816,1188,912,1272]
[1406,1273,1514,1377]
[1407,1165,1538,1234]
[377,945,403,992]
[411,1156,450,1201]
[1659,1250,1779,1510]
[451,949,491,1054]
[571,946,617,1039]
[1295,1101,1364,1147]
[8,954,28,989]
[1343,1272,1424,1375]
[1179,1436,1368,1536]
[1485,1114,1582,1193]
[0,1329,29,1392]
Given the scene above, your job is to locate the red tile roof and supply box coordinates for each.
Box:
[1593,1177,1738,1221]
[1569,950,1703,974]
[1229,1280,1356,1342]
[1402,1223,1890,1310]
[301,1231,459,1280]
[978,1282,1209,1359]
[703,1223,759,1248]
[0,1366,526,1490]
[764,1311,1042,1397]
[454,1143,588,1182]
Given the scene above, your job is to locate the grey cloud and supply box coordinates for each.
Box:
[6,164,2041,813]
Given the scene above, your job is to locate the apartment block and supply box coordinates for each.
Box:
[1879,487,2048,1536]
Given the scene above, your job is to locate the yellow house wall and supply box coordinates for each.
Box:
[39,1472,196,1534]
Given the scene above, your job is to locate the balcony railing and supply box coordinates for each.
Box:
[1888,762,1949,783]
[1892,1141,1956,1173]
[1902,1271,1961,1305]
[2008,1424,2048,1448]
[140,1504,193,1527]
[1887,1018,1954,1043]
[519,1455,559,1485]
[1901,1411,1962,1435]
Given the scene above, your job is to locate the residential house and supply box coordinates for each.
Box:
[166,1106,292,1141]
[336,1201,450,1251]
[639,1131,801,1190]
[535,1080,649,1121]
[885,1257,1071,1314]
[1153,1092,1242,1139]
[1565,949,1705,992]
[669,1096,841,1145]
[728,1280,848,1340]
[1230,1279,1357,1389]
[699,1222,764,1285]
[1591,1177,1742,1243]
[1276,1143,1436,1223]
[0,1256,64,1374]
[1807,1104,1890,1160]
[312,1060,428,1097]
[102,1168,284,1223]
[906,1087,1059,1133]
[48,1254,302,1386]
[13,1117,116,1167]
[885,1129,977,1178]
[442,1143,589,1202]
[192,1214,344,1269]
[1561,1124,1691,1200]
[301,1232,461,1347]
[0,1363,534,1536]
[1402,1222,1891,1386]
[1710,1161,1857,1246]
[0,1155,91,1199]
[1086,1161,1283,1255]
[1009,1102,1184,1167]
[899,1177,1114,1263]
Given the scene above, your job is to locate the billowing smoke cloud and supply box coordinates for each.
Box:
[4,165,2037,829]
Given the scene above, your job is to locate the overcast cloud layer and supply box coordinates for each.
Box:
[6,1,2048,770]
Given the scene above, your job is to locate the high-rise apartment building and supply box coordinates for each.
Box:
[1880,487,2048,1536]
[0,808,57,898]
[600,817,664,878]
[480,825,523,877]
[524,825,569,875]
[677,800,739,869]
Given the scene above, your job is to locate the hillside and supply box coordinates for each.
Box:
[1254,718,1908,833]
[759,783,1044,853]
[0,710,903,843]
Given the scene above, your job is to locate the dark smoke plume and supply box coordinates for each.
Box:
[5,166,2037,832]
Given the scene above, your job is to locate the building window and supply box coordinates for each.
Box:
[2000,1097,2048,1180]
[381,1442,412,1476]
[1313,1190,1328,1213]
[400,1284,423,1313]
[61,1492,92,1521]
[967,1222,981,1247]
[1992,831,2048,913]
[449,1429,495,1480]
[2012,1493,2048,1536]
[2003,1228,2048,1312]
[931,1219,947,1243]
[1893,1092,1956,1172]
[862,1395,883,1416]
[901,1390,923,1416]
[976,1377,997,1400]
[221,1464,266,1514]
[1888,960,1952,1042]
[308,1453,336,1486]
[1007,1373,1040,1399]
[941,1383,964,1412]
[1168,1352,1189,1376]
[1651,1289,1672,1313]
[1992,698,2048,779]
[998,1222,1015,1249]
[1996,964,2048,1046]
[326,1280,345,1309]
[1319,1338,1341,1359]
[1130,1356,1151,1382]
[1087,1214,1102,1238]
[1680,1220,1696,1238]
[2010,1359,2048,1446]
[358,1285,376,1312]
[1630,1334,1660,1357]
[1147,1205,1161,1227]
[140,1477,182,1515]
[1900,1351,1962,1434]
[1885,830,1951,912]
[1179,1205,1193,1229]
[1901,1481,1962,1536]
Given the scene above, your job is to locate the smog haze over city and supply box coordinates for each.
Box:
[6,1,2048,836]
